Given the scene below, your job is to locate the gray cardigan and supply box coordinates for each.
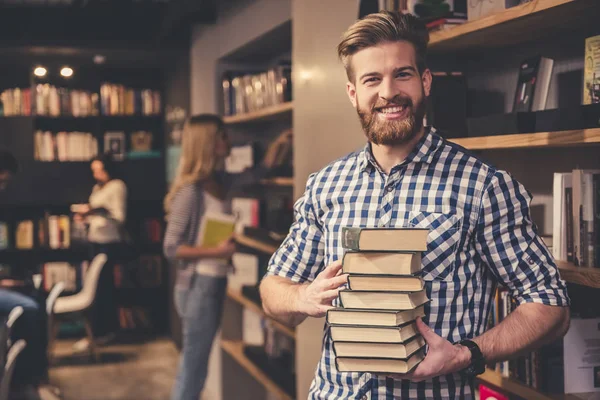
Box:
[163,167,267,288]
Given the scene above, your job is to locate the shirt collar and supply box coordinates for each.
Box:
[357,126,442,174]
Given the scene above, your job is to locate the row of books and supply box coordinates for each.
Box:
[0,215,72,250]
[100,84,161,116]
[34,130,98,162]
[222,63,292,116]
[328,227,429,374]
[0,84,162,117]
[1,86,98,117]
[553,169,600,268]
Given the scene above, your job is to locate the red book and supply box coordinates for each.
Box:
[479,384,509,400]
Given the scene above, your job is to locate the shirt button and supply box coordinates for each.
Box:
[386,185,394,193]
[361,396,368,400]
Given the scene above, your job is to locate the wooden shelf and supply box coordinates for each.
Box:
[448,129,600,150]
[556,261,600,289]
[223,102,293,124]
[221,339,293,400]
[226,289,296,339]
[236,234,279,255]
[429,0,599,53]
[478,368,554,400]
[260,177,294,187]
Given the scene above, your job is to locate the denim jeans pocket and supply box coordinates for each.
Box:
[174,287,189,318]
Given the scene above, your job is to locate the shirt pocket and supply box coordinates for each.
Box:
[408,211,461,282]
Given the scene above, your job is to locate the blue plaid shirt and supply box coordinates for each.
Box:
[266,128,569,399]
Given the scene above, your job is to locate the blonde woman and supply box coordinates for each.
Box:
[163,114,289,400]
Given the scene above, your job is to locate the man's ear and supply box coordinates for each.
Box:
[347,81,357,108]
[422,68,432,97]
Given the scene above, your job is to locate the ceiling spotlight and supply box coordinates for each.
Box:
[93,55,106,64]
[33,66,47,77]
[60,67,74,78]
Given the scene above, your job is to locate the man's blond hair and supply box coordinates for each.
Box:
[337,11,429,82]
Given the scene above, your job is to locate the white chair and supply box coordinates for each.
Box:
[0,339,26,400]
[0,305,24,388]
[50,253,108,361]
[45,282,65,365]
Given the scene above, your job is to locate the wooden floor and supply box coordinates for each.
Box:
[47,336,179,400]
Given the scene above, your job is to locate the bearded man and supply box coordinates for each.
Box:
[259,11,570,400]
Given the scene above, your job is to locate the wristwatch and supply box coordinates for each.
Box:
[458,339,486,377]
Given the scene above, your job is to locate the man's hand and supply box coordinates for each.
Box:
[386,317,471,382]
[296,260,348,318]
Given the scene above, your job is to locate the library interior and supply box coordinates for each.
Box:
[0,0,599,399]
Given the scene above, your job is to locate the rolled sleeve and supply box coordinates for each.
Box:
[266,173,324,283]
[475,170,570,307]
[163,185,196,262]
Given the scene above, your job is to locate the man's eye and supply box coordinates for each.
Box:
[364,77,379,83]
[396,73,410,78]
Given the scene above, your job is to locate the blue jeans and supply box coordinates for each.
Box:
[0,288,45,386]
[171,274,227,400]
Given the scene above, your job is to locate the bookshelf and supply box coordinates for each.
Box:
[223,102,293,124]
[221,339,293,400]
[448,128,600,150]
[429,0,599,53]
[0,62,168,334]
[227,289,296,339]
[556,261,600,289]
[235,234,279,255]
[478,369,555,400]
[260,177,294,187]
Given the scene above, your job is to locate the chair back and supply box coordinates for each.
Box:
[0,339,26,400]
[46,282,65,316]
[78,253,108,310]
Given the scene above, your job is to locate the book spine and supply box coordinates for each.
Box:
[565,187,574,262]
[341,227,361,250]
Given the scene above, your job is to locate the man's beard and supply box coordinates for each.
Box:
[357,94,426,146]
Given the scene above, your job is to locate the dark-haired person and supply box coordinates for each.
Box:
[72,152,128,352]
[259,12,570,399]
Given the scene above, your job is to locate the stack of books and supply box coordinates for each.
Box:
[328,227,430,374]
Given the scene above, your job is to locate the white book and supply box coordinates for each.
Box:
[563,317,600,393]
[553,172,572,261]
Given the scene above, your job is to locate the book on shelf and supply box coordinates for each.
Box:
[333,335,426,359]
[563,317,600,394]
[347,274,424,292]
[583,35,600,105]
[512,56,554,113]
[339,289,429,310]
[571,169,599,267]
[341,226,428,252]
[231,197,260,234]
[479,384,509,400]
[553,172,572,262]
[230,253,259,291]
[327,304,426,327]
[342,251,422,275]
[335,348,425,374]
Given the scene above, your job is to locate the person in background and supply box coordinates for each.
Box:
[163,114,291,400]
[0,150,46,400]
[72,152,128,353]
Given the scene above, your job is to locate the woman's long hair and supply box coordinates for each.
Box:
[163,114,225,215]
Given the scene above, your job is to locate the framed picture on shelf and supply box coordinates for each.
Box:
[104,131,126,160]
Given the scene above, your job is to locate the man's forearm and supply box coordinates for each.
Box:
[473,303,570,364]
[260,275,308,327]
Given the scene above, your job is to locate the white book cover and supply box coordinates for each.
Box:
[229,253,259,291]
[564,317,600,393]
[553,172,572,261]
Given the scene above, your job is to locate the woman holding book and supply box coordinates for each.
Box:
[72,152,128,352]
[163,114,290,400]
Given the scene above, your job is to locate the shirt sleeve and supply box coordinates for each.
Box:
[475,170,570,307]
[265,173,325,283]
[163,185,197,262]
